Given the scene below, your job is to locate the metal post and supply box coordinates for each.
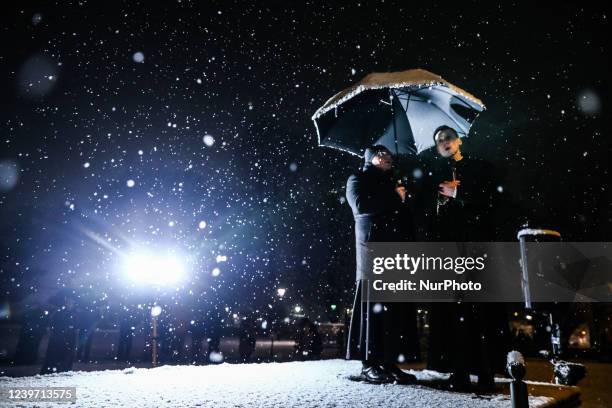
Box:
[518,234,532,309]
[517,228,562,309]
[510,379,529,408]
[507,351,529,408]
[152,316,158,367]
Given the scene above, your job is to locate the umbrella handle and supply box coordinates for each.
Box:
[389,90,399,156]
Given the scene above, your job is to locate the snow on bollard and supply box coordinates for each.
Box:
[507,351,529,408]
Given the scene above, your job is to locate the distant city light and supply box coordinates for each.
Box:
[150,305,162,317]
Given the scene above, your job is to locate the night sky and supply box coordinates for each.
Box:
[0,2,610,320]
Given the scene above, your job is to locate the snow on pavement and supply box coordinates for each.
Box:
[0,359,553,407]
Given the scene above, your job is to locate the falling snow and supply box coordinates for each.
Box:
[0,4,608,399]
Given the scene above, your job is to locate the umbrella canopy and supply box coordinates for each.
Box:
[312,69,485,156]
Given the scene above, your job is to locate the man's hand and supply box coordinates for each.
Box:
[438,180,460,198]
[395,186,407,202]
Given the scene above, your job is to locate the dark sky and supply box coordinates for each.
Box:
[0,1,610,317]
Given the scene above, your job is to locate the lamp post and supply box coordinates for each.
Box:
[150,305,162,367]
[122,249,187,367]
[269,288,287,360]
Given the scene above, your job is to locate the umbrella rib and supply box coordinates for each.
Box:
[396,86,484,111]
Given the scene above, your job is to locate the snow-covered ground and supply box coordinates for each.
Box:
[0,359,553,408]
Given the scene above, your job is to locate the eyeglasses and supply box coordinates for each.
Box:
[435,134,458,144]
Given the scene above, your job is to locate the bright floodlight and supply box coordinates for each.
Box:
[123,250,186,286]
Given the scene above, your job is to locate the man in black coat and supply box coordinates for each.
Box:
[426,126,509,392]
[345,145,418,384]
[431,126,495,242]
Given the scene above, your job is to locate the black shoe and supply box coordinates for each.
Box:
[448,372,471,392]
[361,364,394,384]
[383,364,417,384]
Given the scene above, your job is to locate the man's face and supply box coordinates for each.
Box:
[371,150,393,171]
[435,129,462,158]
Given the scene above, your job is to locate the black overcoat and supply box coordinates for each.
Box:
[345,164,418,363]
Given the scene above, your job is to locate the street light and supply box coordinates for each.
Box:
[122,250,186,367]
[122,250,186,286]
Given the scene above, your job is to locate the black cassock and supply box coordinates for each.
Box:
[432,155,495,241]
[345,163,418,364]
[425,156,510,377]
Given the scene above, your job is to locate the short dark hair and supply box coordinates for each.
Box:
[364,145,392,164]
[433,126,459,142]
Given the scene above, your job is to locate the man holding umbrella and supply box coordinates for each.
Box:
[345,145,418,384]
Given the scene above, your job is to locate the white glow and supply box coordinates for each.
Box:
[133,52,145,63]
[151,305,162,317]
[203,134,215,147]
[577,89,601,115]
[294,306,302,313]
[208,351,224,363]
[123,250,186,286]
[277,288,286,298]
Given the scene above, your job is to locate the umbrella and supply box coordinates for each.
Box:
[312,68,485,156]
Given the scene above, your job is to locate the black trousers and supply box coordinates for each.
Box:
[346,280,419,364]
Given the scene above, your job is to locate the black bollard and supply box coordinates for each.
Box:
[507,351,529,408]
